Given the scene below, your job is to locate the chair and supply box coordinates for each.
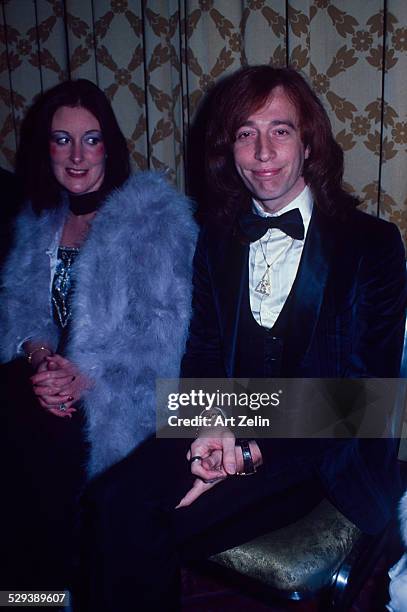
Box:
[207,317,407,610]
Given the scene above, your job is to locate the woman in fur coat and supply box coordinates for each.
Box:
[0,79,196,589]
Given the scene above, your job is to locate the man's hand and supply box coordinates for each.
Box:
[176,429,263,508]
[191,426,237,474]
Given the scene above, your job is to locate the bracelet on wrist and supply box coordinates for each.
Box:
[27,346,51,365]
[236,439,256,476]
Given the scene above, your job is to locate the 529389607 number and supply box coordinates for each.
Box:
[0,591,69,607]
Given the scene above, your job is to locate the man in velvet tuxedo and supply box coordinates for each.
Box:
[77,66,406,612]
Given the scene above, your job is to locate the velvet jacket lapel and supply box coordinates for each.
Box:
[282,207,336,373]
[209,207,337,376]
[209,230,249,377]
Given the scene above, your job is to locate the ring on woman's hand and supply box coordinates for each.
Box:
[59,403,67,412]
[190,456,202,464]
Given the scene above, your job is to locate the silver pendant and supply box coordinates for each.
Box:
[255,269,271,295]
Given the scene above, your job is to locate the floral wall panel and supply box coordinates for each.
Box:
[184,0,243,118]
[0,3,19,167]
[240,0,287,66]
[64,0,98,83]
[143,0,184,184]
[34,0,68,88]
[1,1,41,166]
[0,0,68,167]
[379,0,407,239]
[287,0,310,72]
[299,0,385,217]
[0,0,405,243]
[90,0,149,173]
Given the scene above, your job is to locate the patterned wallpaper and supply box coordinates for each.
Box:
[0,0,406,241]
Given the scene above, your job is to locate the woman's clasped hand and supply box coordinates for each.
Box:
[30,354,91,418]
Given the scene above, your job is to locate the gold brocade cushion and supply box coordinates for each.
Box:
[210,499,361,597]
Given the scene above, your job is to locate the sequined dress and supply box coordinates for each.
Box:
[52,245,79,331]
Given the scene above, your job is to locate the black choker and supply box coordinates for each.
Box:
[68,189,107,215]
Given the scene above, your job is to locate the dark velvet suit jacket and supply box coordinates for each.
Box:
[181,205,406,534]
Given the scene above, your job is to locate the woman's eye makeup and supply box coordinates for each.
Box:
[50,132,71,145]
[50,131,103,146]
[84,132,103,145]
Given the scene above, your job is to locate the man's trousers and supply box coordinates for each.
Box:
[75,436,324,612]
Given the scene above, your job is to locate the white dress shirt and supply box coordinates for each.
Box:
[249,185,313,329]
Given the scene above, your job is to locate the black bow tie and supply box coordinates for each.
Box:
[238,208,305,242]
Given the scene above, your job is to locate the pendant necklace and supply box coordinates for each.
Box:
[255,237,295,296]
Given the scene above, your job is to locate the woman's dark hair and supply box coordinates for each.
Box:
[16,79,130,211]
[205,65,357,224]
